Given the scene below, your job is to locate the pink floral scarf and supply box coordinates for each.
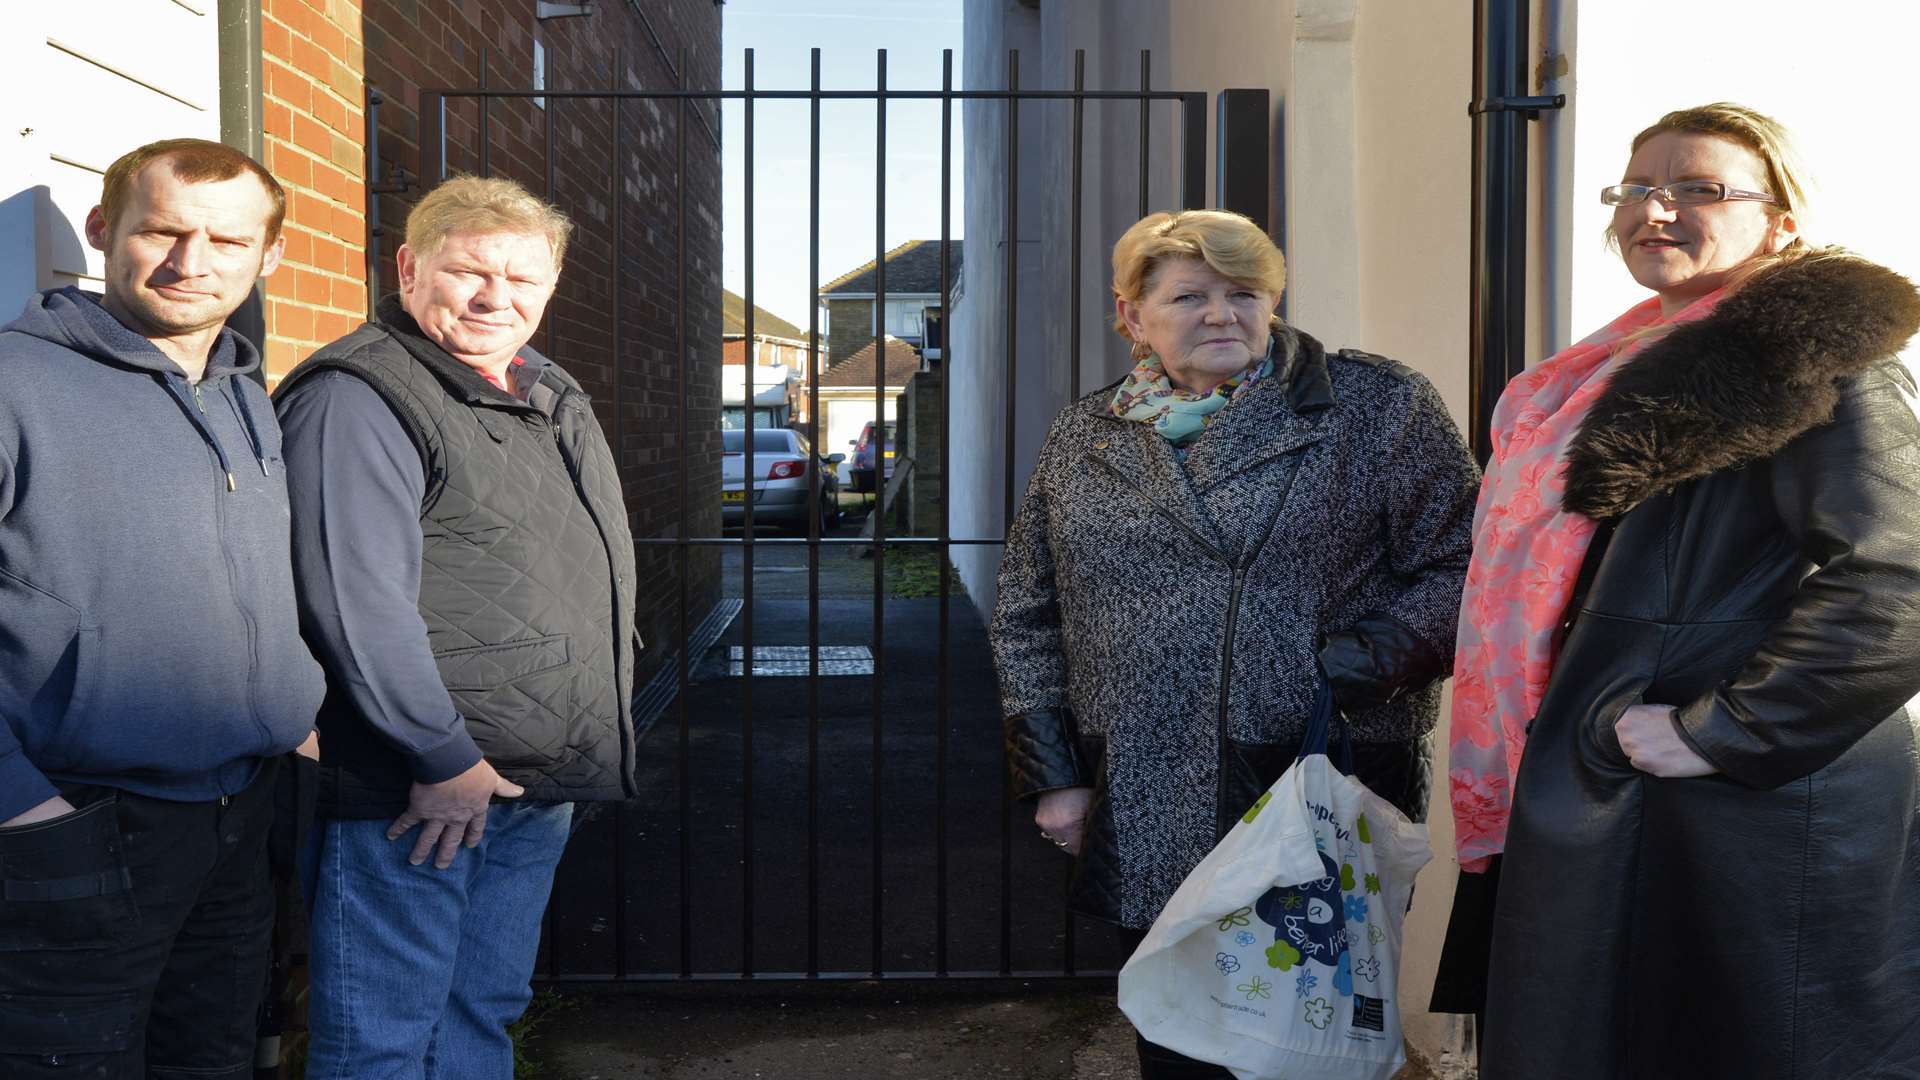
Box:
[1449,290,1724,871]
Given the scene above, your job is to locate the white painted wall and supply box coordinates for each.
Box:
[0,0,224,314]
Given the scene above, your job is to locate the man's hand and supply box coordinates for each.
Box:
[1615,704,1718,778]
[387,759,524,868]
[1,795,80,829]
[1034,786,1095,855]
[295,731,320,761]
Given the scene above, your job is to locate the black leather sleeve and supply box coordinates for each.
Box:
[1319,611,1449,713]
[1675,364,1920,789]
[1004,708,1088,801]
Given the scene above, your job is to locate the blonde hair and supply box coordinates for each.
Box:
[101,138,285,242]
[405,175,574,271]
[1604,102,1810,254]
[1110,210,1286,337]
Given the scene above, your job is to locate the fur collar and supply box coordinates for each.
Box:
[1562,249,1920,519]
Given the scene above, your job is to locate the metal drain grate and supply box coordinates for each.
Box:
[727,645,875,677]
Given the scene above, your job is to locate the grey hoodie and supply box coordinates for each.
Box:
[0,287,325,820]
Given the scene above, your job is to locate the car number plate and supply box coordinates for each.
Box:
[722,491,746,503]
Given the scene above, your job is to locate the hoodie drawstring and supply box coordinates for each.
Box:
[160,374,244,493]
[227,380,272,481]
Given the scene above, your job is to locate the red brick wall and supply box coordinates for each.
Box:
[260,0,370,387]
[359,0,726,679]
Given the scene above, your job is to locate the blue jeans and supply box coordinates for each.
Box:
[303,800,572,1080]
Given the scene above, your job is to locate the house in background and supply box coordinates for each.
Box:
[815,334,921,486]
[723,288,814,429]
[818,239,963,366]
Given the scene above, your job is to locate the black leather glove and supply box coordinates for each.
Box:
[1318,612,1447,713]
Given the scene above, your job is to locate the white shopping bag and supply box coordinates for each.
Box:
[1118,679,1433,1080]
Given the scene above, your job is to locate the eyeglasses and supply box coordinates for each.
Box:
[1600,181,1777,207]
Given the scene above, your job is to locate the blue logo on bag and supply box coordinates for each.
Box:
[1254,851,1351,992]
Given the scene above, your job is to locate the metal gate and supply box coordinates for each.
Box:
[401,47,1256,983]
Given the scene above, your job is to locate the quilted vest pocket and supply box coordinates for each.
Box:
[433,634,572,692]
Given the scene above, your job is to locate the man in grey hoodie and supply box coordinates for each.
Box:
[0,139,325,1079]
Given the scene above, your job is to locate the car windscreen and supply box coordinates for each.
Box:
[722,430,800,453]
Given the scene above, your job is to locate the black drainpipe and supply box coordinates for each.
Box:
[1467,0,1563,465]
[363,88,414,316]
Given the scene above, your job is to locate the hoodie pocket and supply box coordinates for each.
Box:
[0,568,99,766]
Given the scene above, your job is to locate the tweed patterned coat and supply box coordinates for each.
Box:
[992,326,1480,927]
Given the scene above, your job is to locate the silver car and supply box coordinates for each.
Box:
[721,428,844,532]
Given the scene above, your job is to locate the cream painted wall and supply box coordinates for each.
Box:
[1353,0,1473,411]
[1287,0,1361,351]
[1350,3,1476,1068]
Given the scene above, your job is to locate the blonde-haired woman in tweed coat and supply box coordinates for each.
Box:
[991,209,1480,1079]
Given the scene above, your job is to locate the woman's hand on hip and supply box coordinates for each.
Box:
[1034,786,1095,854]
[1614,704,1718,778]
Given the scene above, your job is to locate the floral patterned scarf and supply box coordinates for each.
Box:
[1109,351,1273,446]
[1449,290,1725,872]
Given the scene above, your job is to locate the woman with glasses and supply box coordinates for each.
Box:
[991,209,1479,1078]
[1441,102,1920,1078]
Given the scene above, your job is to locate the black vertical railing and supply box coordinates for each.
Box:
[868,48,890,981]
[933,47,954,978]
[672,47,693,981]
[478,48,492,178]
[1062,46,1084,974]
[804,46,825,980]
[738,46,758,978]
[802,48,825,976]
[1138,50,1151,218]
[411,48,1221,984]
[996,46,1019,978]
[607,48,629,983]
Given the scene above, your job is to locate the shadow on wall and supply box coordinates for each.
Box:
[0,186,84,316]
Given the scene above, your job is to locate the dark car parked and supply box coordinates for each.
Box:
[848,419,896,494]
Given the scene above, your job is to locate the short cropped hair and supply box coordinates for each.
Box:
[404,175,574,272]
[1111,210,1286,337]
[100,138,286,242]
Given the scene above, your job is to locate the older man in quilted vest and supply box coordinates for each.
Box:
[276,176,639,1079]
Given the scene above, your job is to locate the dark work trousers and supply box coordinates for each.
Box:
[0,757,280,1079]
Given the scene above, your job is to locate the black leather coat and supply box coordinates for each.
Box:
[1482,251,1920,1079]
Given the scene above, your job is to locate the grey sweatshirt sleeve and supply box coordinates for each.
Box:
[276,370,483,784]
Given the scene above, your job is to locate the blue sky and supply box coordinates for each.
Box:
[720,0,964,332]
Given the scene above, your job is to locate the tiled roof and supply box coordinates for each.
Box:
[817,335,922,388]
[819,239,964,297]
[721,289,809,341]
